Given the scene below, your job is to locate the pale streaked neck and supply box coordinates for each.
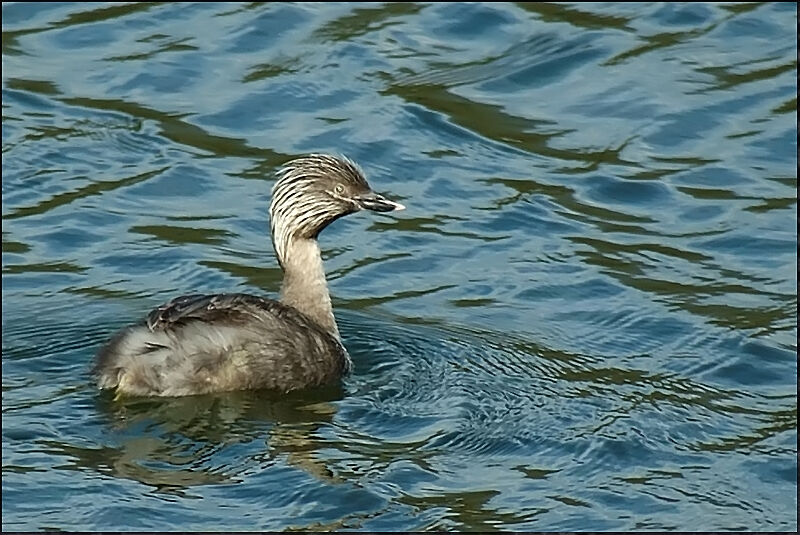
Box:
[278,237,339,339]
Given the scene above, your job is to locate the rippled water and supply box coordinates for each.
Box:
[2,2,797,531]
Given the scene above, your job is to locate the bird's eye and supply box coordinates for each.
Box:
[334,184,345,195]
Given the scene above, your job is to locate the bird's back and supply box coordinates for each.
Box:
[94,293,349,397]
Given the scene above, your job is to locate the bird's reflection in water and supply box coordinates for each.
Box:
[82,386,346,494]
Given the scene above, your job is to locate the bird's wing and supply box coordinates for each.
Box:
[144,293,292,332]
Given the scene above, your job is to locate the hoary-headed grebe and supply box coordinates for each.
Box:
[94,154,404,397]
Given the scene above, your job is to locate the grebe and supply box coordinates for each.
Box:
[94,154,404,397]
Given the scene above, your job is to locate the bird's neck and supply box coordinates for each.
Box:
[277,237,339,338]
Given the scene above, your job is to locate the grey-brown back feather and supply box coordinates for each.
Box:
[94,293,350,396]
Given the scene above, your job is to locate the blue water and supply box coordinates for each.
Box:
[2,2,797,531]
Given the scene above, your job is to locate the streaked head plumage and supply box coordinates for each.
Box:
[269,154,404,266]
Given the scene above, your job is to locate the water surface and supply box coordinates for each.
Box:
[2,2,797,531]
